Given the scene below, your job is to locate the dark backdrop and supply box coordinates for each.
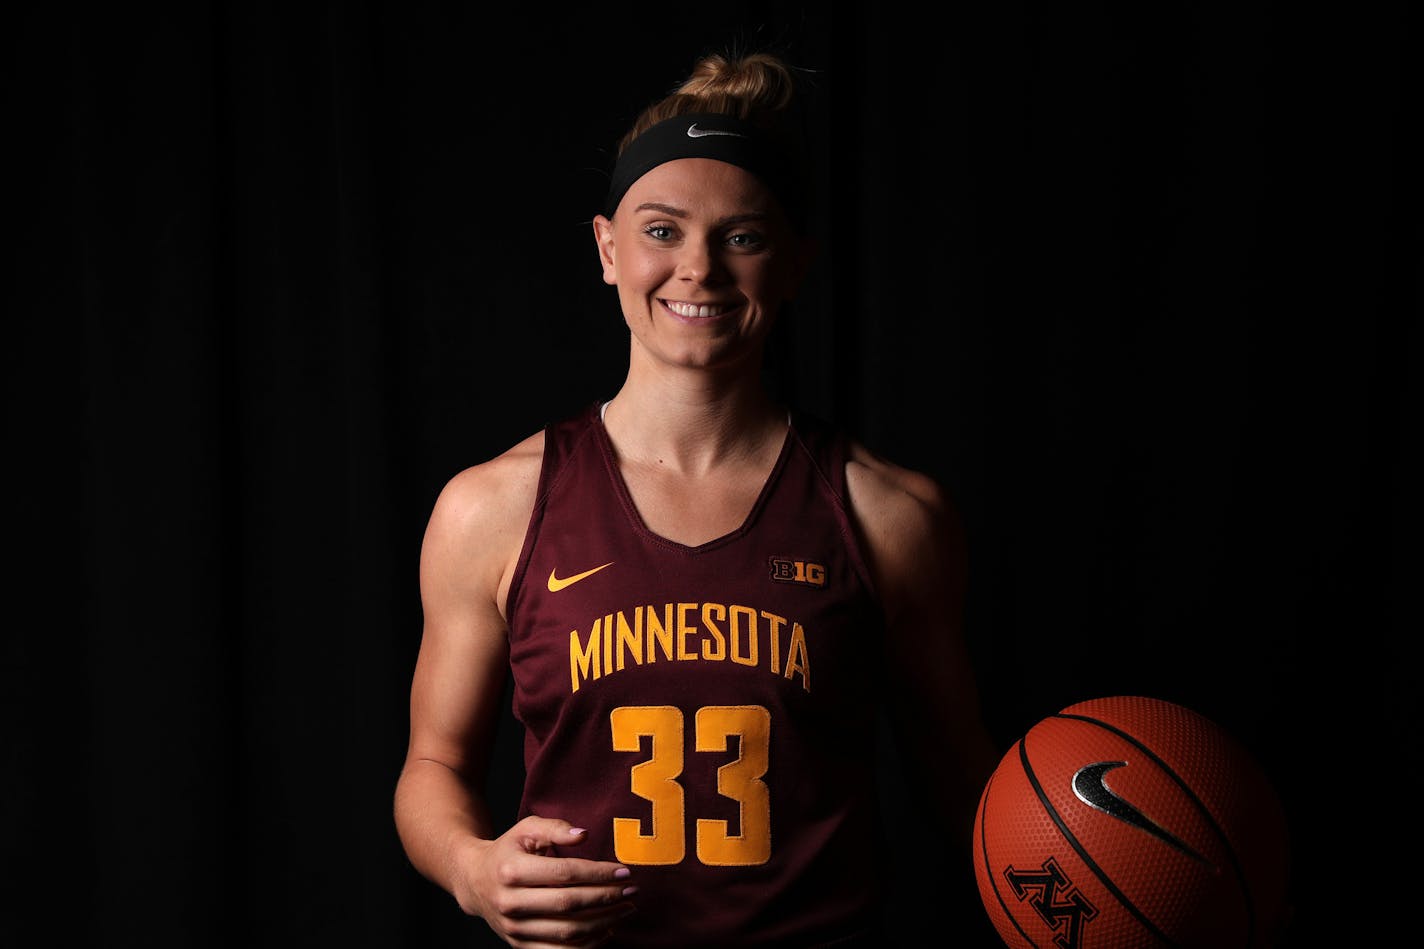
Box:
[7,3,1417,947]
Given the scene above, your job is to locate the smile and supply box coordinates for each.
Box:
[663,300,734,319]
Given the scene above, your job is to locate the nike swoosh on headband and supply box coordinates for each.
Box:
[1072,761,1212,865]
[686,123,746,139]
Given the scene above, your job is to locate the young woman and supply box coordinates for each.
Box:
[394,49,999,949]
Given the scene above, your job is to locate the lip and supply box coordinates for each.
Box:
[660,299,740,323]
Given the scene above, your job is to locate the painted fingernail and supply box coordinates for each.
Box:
[622,886,639,897]
[614,867,631,879]
[569,827,587,835]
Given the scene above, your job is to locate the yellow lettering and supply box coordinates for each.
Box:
[729,605,758,667]
[783,622,810,691]
[617,609,642,672]
[569,604,810,694]
[677,602,699,660]
[570,621,601,693]
[647,604,673,662]
[701,603,727,660]
[761,611,786,675]
[603,613,613,670]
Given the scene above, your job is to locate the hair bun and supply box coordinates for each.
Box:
[677,53,797,114]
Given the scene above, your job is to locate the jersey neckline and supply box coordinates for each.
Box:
[590,403,796,554]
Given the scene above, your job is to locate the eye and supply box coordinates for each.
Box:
[642,223,677,242]
[726,230,767,251]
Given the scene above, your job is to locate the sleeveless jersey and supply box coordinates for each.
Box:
[505,403,889,948]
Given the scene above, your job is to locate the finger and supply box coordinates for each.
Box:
[512,817,595,855]
[510,852,634,889]
[501,898,638,946]
[501,877,635,917]
[503,876,637,919]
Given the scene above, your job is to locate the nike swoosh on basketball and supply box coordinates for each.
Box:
[547,562,614,592]
[686,123,745,139]
[1072,761,1212,865]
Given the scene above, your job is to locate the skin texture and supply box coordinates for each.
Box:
[393,157,999,947]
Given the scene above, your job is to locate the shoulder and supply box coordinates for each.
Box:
[842,440,965,617]
[843,441,956,532]
[421,429,546,609]
[431,429,545,527]
[843,440,962,553]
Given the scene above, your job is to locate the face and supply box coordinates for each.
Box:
[592,158,811,375]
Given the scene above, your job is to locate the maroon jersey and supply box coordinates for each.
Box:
[505,403,889,947]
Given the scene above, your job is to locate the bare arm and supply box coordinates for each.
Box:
[393,434,635,947]
[393,447,527,889]
[844,446,1000,843]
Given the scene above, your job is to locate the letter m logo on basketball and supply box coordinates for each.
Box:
[1003,858,1098,949]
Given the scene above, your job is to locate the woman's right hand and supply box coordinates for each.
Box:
[450,816,637,948]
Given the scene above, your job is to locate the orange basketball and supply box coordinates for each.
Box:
[972,695,1291,948]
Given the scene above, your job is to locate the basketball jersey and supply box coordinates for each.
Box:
[504,402,889,948]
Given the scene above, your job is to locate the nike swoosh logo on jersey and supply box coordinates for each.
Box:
[686,123,745,139]
[1072,761,1211,864]
[547,562,614,592]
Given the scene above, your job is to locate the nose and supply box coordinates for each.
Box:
[675,238,726,285]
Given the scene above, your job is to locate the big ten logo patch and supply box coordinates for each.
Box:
[769,558,826,588]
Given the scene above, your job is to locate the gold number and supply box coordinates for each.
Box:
[610,706,685,865]
[696,705,771,866]
[611,704,772,867]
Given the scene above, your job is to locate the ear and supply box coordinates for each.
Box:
[592,215,617,286]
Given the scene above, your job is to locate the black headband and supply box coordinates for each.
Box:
[603,112,801,224]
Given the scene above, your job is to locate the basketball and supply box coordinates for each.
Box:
[971,695,1291,948]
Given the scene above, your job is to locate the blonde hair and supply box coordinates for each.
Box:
[617,52,803,156]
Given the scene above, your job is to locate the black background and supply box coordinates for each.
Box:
[6,3,1417,947]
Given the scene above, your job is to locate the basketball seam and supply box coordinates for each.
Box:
[1056,711,1259,948]
[1020,733,1182,948]
[977,760,1045,948]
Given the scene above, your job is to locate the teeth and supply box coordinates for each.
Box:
[666,301,728,319]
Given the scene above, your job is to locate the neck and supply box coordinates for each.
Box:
[602,361,785,476]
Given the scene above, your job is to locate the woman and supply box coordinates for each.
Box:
[394,49,999,948]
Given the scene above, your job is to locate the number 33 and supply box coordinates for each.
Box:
[610,705,771,867]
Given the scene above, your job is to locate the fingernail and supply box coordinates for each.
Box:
[569,827,587,835]
[614,867,631,879]
[622,886,639,897]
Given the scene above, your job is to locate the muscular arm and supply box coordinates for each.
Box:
[393,434,636,947]
[394,439,539,903]
[844,446,1000,844]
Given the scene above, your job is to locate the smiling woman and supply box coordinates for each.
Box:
[392,48,1000,949]
[594,154,810,377]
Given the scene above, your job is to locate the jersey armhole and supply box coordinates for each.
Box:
[501,403,602,623]
[789,414,881,603]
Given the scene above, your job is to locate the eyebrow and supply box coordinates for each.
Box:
[631,202,771,227]
[632,202,688,217]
